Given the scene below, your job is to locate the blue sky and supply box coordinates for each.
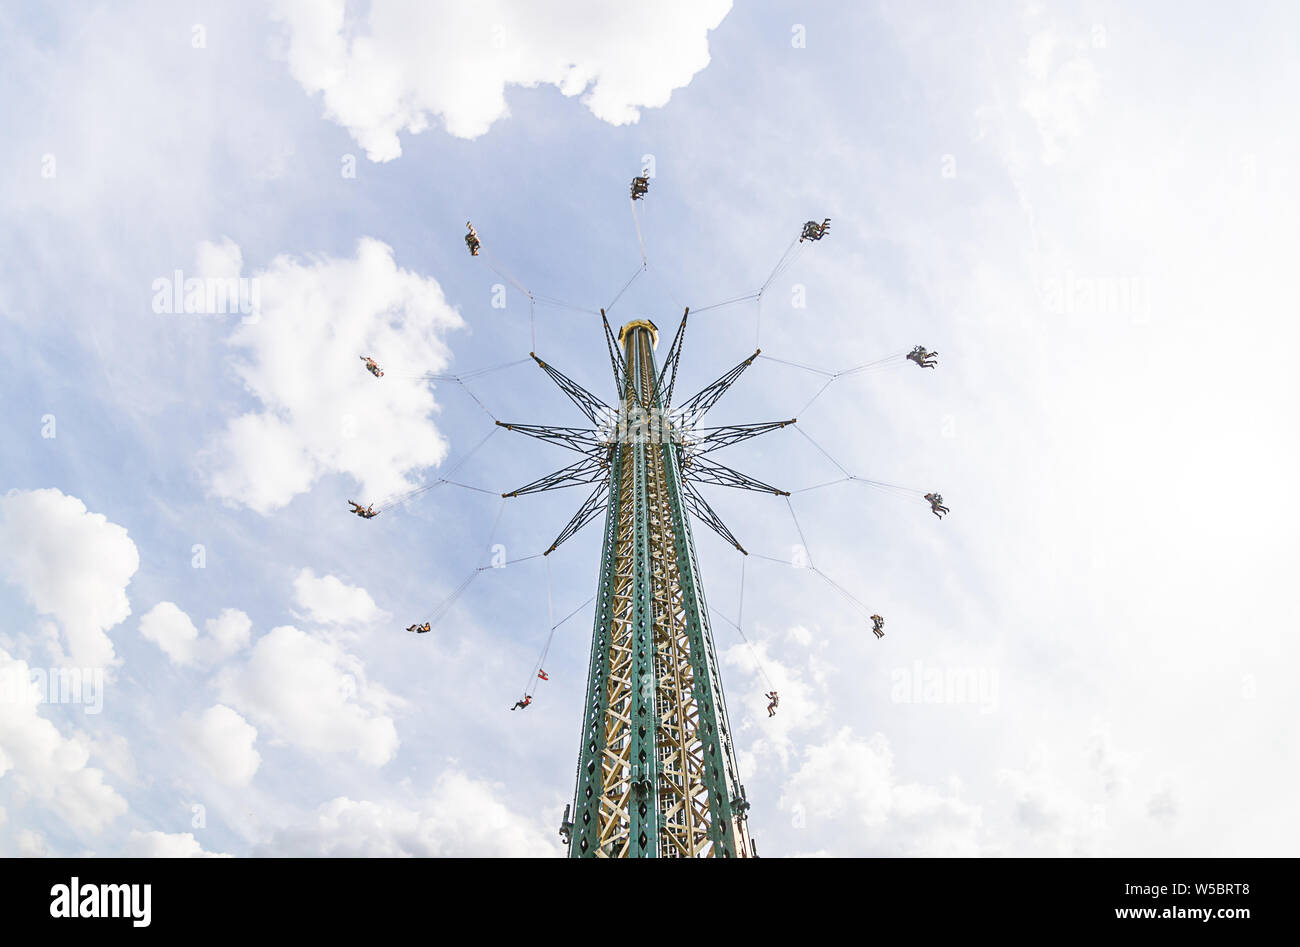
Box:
[1,0,1297,856]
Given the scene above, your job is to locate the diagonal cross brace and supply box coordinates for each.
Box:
[671,348,760,428]
[531,353,611,428]
[681,454,789,496]
[680,477,747,554]
[653,308,690,411]
[496,420,603,455]
[503,453,609,497]
[545,480,611,554]
[601,309,629,400]
[685,418,796,456]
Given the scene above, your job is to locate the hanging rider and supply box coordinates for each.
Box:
[924,493,949,518]
[765,690,780,717]
[800,218,831,242]
[630,171,650,200]
[906,345,938,368]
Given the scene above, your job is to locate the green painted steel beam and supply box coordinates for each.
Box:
[570,438,623,857]
[626,333,661,856]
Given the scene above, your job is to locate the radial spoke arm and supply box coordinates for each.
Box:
[680,478,747,554]
[546,481,611,554]
[686,418,796,455]
[654,308,690,410]
[670,349,760,427]
[503,453,608,497]
[531,353,611,427]
[496,421,602,454]
[681,454,789,495]
[600,309,628,400]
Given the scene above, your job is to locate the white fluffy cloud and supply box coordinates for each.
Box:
[265,770,560,856]
[0,649,127,834]
[271,0,733,160]
[205,609,253,657]
[124,830,232,858]
[0,489,139,668]
[138,602,200,666]
[15,829,49,857]
[184,704,261,788]
[216,625,402,766]
[293,568,382,627]
[205,237,463,514]
[781,728,984,857]
[138,603,251,667]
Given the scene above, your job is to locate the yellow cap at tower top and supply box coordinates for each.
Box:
[617,319,659,350]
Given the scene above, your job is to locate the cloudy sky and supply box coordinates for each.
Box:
[1,0,1297,857]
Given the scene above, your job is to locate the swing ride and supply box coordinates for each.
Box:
[347,170,948,857]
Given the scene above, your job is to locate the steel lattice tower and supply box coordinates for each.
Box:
[570,319,751,857]
[498,308,793,857]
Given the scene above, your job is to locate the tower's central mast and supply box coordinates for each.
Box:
[570,320,752,857]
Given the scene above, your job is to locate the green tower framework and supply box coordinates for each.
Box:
[498,311,796,857]
[573,319,749,858]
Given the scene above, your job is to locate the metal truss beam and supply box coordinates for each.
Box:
[601,309,628,399]
[503,453,607,497]
[496,420,602,455]
[680,477,746,554]
[682,454,790,496]
[547,480,610,554]
[572,439,624,855]
[671,349,760,428]
[531,353,611,427]
[687,418,796,456]
[654,308,690,411]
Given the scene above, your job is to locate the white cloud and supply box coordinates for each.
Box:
[994,761,1106,856]
[0,488,139,668]
[293,568,382,627]
[184,705,261,788]
[138,602,200,666]
[0,648,127,834]
[195,236,243,281]
[124,830,231,858]
[786,625,814,647]
[781,728,984,856]
[216,625,401,766]
[205,609,253,658]
[138,603,252,667]
[205,237,463,514]
[266,769,560,856]
[271,0,733,160]
[86,731,138,787]
[15,829,49,857]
